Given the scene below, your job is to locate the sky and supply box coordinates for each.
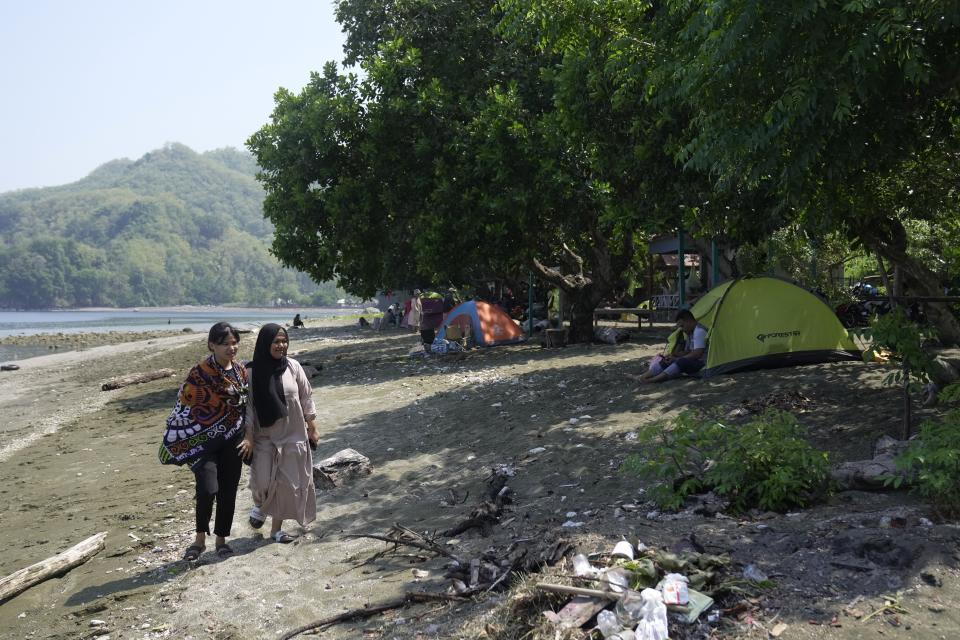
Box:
[0,1,347,193]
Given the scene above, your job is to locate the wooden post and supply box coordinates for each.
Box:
[678,225,686,308]
[647,250,655,327]
[0,532,107,602]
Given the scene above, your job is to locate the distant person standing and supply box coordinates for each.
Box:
[159,322,248,560]
[409,289,423,333]
[238,324,318,542]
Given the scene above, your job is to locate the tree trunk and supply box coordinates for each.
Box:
[531,225,633,344]
[861,222,960,346]
[568,290,606,343]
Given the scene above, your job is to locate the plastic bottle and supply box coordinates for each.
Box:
[596,609,622,638]
[614,589,645,626]
[571,553,599,578]
[601,567,631,594]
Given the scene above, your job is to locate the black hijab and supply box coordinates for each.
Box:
[250,323,289,428]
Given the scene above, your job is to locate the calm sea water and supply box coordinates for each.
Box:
[0,307,356,362]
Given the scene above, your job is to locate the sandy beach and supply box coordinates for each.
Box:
[0,318,958,640]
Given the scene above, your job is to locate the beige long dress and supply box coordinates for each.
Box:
[245,358,317,526]
[409,296,422,331]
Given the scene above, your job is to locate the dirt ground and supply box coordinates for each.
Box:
[0,318,958,640]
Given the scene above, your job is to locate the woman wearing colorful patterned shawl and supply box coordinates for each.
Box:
[159,322,248,560]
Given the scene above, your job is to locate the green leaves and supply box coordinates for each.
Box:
[896,410,960,516]
[857,307,936,385]
[624,410,831,513]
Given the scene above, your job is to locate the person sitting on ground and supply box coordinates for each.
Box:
[642,309,708,383]
[292,313,304,328]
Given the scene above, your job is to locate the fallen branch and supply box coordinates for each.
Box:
[442,468,513,537]
[535,582,617,600]
[278,591,467,640]
[0,532,107,602]
[343,524,463,563]
[101,369,176,391]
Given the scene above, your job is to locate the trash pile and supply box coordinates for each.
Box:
[537,540,728,639]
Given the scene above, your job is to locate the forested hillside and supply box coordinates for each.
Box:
[0,143,341,309]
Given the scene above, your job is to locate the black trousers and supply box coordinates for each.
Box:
[192,441,243,537]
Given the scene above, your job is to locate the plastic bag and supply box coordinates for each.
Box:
[634,588,669,640]
[660,573,689,605]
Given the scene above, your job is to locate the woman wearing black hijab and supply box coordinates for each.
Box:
[238,323,318,542]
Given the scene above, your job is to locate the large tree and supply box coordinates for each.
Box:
[248,1,546,295]
[647,0,960,341]
[250,0,722,341]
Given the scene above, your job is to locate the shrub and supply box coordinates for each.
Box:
[894,410,960,517]
[624,410,831,513]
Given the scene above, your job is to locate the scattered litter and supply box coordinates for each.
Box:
[742,564,768,582]
[611,540,635,560]
[572,554,599,578]
[660,573,689,605]
[528,447,547,455]
[562,520,585,528]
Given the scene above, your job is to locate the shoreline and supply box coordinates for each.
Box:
[0,317,358,460]
[0,310,371,353]
[0,304,366,313]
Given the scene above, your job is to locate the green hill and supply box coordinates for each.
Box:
[0,144,341,309]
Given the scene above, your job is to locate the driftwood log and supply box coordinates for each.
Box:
[101,368,176,391]
[0,531,107,602]
[313,448,372,489]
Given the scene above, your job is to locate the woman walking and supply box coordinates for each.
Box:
[238,323,318,542]
[159,322,248,560]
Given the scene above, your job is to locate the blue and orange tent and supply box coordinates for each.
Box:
[436,300,526,347]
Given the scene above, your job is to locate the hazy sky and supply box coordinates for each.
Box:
[0,1,346,193]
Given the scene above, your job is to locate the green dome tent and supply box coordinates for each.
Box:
[690,276,860,377]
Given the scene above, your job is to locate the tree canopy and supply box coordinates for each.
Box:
[250,0,960,342]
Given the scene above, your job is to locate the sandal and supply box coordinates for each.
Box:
[215,542,234,557]
[248,506,265,530]
[183,543,204,561]
[272,530,296,544]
